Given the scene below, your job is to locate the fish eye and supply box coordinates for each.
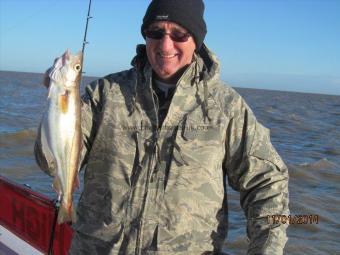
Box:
[74,64,81,72]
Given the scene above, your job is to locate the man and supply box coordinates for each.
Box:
[35,0,289,254]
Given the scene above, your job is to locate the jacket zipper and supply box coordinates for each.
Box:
[135,79,160,255]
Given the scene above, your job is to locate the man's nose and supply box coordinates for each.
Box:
[159,34,175,51]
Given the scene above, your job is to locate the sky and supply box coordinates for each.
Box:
[0,0,339,95]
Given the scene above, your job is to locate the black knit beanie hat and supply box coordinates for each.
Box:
[141,0,207,50]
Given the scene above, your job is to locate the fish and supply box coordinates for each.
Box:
[40,50,83,224]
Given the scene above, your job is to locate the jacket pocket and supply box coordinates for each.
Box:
[173,118,223,170]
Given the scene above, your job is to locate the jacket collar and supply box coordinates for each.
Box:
[131,44,220,126]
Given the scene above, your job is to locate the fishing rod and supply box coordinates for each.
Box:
[80,0,93,82]
[82,0,93,55]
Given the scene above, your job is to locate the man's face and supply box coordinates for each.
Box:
[145,21,196,83]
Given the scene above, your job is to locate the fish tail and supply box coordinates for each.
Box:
[57,201,76,224]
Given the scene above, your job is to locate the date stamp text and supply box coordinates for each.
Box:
[267,214,319,225]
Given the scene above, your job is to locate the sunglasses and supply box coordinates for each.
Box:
[144,29,191,42]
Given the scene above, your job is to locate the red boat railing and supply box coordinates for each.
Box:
[0,175,73,255]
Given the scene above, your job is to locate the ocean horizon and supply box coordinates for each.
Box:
[1,69,339,97]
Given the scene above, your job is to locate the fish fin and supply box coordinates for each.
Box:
[52,176,62,196]
[63,49,71,64]
[43,67,52,88]
[73,175,80,192]
[65,49,71,56]
[47,84,54,98]
[57,201,76,224]
[59,90,69,113]
[40,122,57,175]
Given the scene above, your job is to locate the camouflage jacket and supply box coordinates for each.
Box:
[35,44,289,254]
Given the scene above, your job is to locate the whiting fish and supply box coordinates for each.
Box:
[41,50,83,224]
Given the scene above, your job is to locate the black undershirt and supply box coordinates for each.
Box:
[152,81,176,128]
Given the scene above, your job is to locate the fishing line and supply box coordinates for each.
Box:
[48,199,61,255]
